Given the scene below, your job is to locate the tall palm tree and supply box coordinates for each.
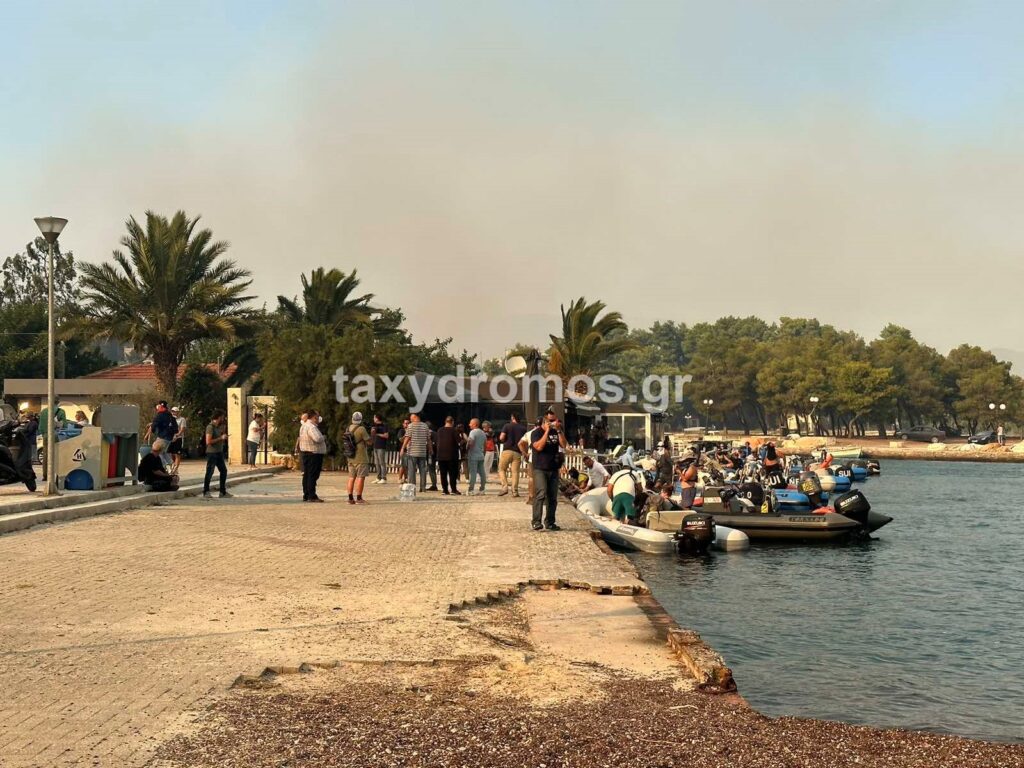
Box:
[547,298,638,387]
[78,211,253,397]
[277,268,375,331]
[277,267,400,336]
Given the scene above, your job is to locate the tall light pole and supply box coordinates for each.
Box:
[702,398,714,431]
[34,216,68,496]
[809,396,820,436]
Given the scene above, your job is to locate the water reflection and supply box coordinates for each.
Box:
[628,460,1024,743]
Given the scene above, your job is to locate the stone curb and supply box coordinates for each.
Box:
[0,468,284,535]
[666,628,737,693]
[444,578,650,615]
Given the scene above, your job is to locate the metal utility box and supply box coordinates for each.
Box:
[58,404,140,491]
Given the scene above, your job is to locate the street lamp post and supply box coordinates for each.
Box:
[809,396,820,436]
[34,216,68,496]
[702,398,714,432]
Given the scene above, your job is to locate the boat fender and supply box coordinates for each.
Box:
[812,506,831,515]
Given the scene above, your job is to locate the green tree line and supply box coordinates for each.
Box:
[602,317,1021,437]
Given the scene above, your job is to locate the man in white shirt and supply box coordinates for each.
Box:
[607,468,640,523]
[580,455,609,491]
[297,409,327,502]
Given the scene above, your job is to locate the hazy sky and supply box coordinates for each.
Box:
[3,1,1023,365]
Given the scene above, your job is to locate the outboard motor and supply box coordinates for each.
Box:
[833,489,871,527]
[866,460,881,476]
[674,513,716,555]
[798,471,826,508]
[737,481,764,509]
[833,464,853,479]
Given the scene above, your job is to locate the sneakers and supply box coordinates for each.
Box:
[202,492,212,498]
[310,497,325,503]
[545,524,561,531]
[219,491,233,498]
[452,490,462,496]
[356,498,366,504]
[497,489,508,497]
[373,479,383,484]
[348,498,356,505]
[532,523,544,531]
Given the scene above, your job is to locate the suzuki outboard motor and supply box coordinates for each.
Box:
[674,513,716,555]
[798,471,826,508]
[833,464,853,479]
[833,489,871,527]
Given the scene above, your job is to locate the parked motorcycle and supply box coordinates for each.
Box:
[0,419,38,492]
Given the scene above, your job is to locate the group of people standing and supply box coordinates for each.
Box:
[290,409,568,531]
[138,402,231,498]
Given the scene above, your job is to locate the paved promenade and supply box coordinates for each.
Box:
[0,473,640,767]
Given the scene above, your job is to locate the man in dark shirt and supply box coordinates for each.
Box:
[434,416,461,495]
[497,413,528,497]
[146,401,177,466]
[139,439,179,491]
[530,408,567,531]
[371,414,389,483]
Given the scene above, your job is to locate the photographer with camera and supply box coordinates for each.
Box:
[530,408,568,531]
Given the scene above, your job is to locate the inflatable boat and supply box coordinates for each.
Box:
[693,483,892,542]
[574,488,749,553]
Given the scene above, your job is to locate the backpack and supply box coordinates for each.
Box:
[342,426,358,459]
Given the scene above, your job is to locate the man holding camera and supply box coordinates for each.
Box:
[530,408,567,531]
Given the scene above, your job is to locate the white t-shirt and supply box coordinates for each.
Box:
[247,419,262,443]
[586,460,610,488]
[175,416,187,438]
[608,469,637,498]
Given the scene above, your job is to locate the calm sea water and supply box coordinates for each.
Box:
[628,460,1024,742]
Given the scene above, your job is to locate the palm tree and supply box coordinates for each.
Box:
[277,268,375,331]
[277,267,400,336]
[547,298,638,387]
[78,211,253,397]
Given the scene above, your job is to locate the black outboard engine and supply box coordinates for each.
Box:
[797,471,826,508]
[0,420,37,492]
[674,513,716,555]
[866,460,881,476]
[737,481,764,509]
[833,464,853,479]
[833,489,871,527]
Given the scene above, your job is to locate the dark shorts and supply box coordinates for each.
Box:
[168,439,184,455]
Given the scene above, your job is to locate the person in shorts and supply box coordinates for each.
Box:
[168,406,187,473]
[346,411,372,505]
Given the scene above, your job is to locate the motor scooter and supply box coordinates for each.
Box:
[0,419,38,492]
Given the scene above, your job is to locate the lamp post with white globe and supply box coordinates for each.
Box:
[34,216,68,496]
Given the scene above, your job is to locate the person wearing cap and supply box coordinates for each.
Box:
[169,406,187,473]
[345,411,371,504]
[146,401,177,467]
[298,408,328,502]
[678,451,699,510]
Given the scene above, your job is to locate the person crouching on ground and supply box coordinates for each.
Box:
[139,438,179,492]
[299,409,327,502]
[345,411,372,505]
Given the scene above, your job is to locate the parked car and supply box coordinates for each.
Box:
[897,425,946,443]
[968,430,997,445]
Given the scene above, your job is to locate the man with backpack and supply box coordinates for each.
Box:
[344,411,372,504]
[298,408,327,502]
